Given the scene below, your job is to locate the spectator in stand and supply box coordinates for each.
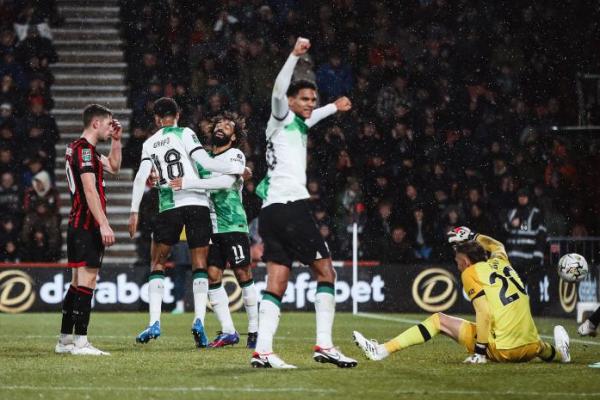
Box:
[23,170,58,215]
[363,200,394,259]
[0,29,17,56]
[376,73,412,123]
[319,223,340,259]
[20,196,61,261]
[0,120,19,155]
[0,146,17,175]
[0,101,19,129]
[0,215,20,262]
[254,5,277,43]
[213,9,239,43]
[407,206,435,261]
[22,155,44,188]
[0,75,24,115]
[399,183,424,219]
[382,225,416,264]
[13,0,57,42]
[0,215,19,262]
[307,178,324,208]
[316,52,353,103]
[490,174,517,222]
[25,74,53,110]
[15,26,58,73]
[0,171,22,221]
[467,203,497,238]
[504,188,547,314]
[0,47,27,91]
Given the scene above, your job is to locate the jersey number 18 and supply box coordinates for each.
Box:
[151,149,184,185]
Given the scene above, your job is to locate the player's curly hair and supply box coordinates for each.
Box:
[453,241,487,264]
[209,111,247,148]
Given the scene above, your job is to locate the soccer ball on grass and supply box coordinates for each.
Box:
[557,253,588,283]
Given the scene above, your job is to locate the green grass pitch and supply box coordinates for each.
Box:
[1,312,599,400]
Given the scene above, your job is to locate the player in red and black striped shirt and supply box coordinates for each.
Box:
[56,104,122,356]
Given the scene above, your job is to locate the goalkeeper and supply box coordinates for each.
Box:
[354,228,571,364]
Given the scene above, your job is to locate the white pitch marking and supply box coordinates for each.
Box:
[0,385,334,394]
[1,385,599,397]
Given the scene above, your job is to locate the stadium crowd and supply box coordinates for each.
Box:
[121,1,600,265]
[120,1,600,264]
[0,0,61,262]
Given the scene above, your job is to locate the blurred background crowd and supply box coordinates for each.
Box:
[0,0,61,262]
[121,0,600,265]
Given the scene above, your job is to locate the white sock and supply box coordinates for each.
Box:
[174,300,184,312]
[315,288,335,349]
[73,334,88,347]
[377,344,390,358]
[242,282,258,333]
[255,295,281,354]
[209,284,236,334]
[148,275,165,325]
[59,333,73,344]
[192,272,209,324]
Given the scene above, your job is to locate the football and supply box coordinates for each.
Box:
[557,253,589,282]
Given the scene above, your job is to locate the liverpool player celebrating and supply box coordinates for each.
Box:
[55,104,122,356]
[169,112,259,349]
[130,98,246,347]
[251,37,356,369]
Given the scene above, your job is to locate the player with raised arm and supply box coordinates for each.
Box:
[250,37,356,369]
[353,227,571,364]
[169,111,259,349]
[55,104,122,356]
[129,98,246,347]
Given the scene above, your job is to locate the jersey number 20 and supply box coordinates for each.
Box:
[489,266,527,306]
[151,149,184,185]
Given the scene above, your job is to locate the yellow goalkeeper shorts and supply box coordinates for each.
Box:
[461,322,545,363]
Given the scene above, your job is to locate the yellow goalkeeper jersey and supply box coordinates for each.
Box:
[461,235,540,350]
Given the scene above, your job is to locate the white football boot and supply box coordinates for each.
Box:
[554,325,571,363]
[353,330,389,361]
[250,352,297,369]
[71,336,110,356]
[54,334,74,354]
[578,320,597,337]
[313,345,358,368]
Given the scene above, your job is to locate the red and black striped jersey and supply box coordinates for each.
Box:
[65,138,106,230]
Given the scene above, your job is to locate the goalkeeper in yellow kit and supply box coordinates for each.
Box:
[353,227,571,364]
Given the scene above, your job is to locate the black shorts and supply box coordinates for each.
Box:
[153,206,211,248]
[208,232,251,269]
[67,226,104,269]
[258,200,330,267]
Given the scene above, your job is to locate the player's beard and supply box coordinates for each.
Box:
[211,129,231,147]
